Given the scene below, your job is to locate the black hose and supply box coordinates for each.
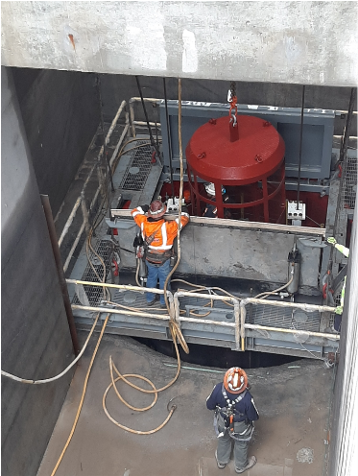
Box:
[163,78,175,197]
[135,76,161,160]
[296,85,305,208]
[96,74,115,192]
[339,87,356,163]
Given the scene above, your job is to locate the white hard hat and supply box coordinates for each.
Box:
[204,182,226,196]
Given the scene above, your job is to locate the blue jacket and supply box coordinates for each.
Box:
[206,383,259,423]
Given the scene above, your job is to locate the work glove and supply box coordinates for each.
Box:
[327,237,337,245]
[335,305,343,315]
[140,204,150,213]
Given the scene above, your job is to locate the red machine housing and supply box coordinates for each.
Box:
[185,115,286,222]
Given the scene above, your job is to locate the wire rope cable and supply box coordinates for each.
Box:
[1,313,101,384]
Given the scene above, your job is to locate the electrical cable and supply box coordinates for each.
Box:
[305,215,324,228]
[135,76,161,161]
[96,73,114,192]
[254,275,294,300]
[160,78,189,355]
[172,278,239,313]
[103,300,170,313]
[100,79,188,437]
[50,314,111,476]
[102,319,182,435]
[1,313,101,384]
[290,312,328,362]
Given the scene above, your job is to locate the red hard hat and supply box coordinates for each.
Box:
[224,367,248,394]
[183,190,191,203]
[148,200,166,219]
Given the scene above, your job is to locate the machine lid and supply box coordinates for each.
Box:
[185,115,285,185]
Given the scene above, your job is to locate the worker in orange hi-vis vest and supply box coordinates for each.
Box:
[131,200,190,307]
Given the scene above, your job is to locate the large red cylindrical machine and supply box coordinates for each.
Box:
[185,114,286,222]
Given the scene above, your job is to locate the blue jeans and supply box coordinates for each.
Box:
[146,259,171,305]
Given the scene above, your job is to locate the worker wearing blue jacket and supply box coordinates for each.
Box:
[206,367,259,473]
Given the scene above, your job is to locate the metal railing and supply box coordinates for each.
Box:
[128,97,161,137]
[239,298,340,351]
[57,101,129,272]
[67,279,339,353]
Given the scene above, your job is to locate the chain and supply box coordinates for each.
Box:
[229,81,237,122]
[230,81,236,101]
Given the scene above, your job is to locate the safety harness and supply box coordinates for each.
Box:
[133,225,172,266]
[144,226,172,265]
[214,385,254,441]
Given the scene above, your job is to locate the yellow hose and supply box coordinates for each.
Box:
[50,313,110,476]
[102,321,182,434]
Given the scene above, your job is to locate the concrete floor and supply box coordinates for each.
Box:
[37,331,334,476]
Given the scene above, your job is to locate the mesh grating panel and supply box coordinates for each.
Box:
[120,142,153,190]
[72,240,112,306]
[246,303,321,332]
[343,156,357,209]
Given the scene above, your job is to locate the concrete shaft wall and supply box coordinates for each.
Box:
[329,204,358,476]
[1,1,357,87]
[11,67,99,216]
[100,74,357,139]
[1,67,75,476]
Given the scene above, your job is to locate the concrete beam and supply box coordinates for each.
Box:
[1,1,357,86]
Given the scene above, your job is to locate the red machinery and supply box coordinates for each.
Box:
[185,113,286,222]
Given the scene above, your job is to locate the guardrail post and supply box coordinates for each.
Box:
[81,191,90,234]
[240,300,247,351]
[234,301,241,351]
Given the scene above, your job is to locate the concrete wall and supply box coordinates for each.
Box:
[329,204,358,476]
[1,67,75,476]
[100,75,357,140]
[11,67,99,216]
[1,1,357,87]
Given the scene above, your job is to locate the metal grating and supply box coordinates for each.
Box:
[120,142,153,190]
[343,156,357,209]
[72,239,112,306]
[246,303,321,332]
[111,289,149,308]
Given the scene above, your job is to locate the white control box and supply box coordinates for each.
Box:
[166,197,185,213]
[287,200,306,225]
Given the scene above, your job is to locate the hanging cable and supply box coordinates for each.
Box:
[96,73,114,192]
[327,88,356,275]
[1,313,101,384]
[161,78,189,355]
[339,88,356,164]
[296,85,305,208]
[135,76,161,163]
[163,78,175,198]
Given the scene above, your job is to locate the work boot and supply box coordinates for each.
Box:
[147,299,156,306]
[160,303,167,309]
[235,456,257,473]
[215,450,226,469]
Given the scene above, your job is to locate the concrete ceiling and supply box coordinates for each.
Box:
[1,1,357,87]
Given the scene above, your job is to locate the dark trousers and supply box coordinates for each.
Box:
[216,414,252,470]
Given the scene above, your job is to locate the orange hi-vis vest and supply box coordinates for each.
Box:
[131,206,190,252]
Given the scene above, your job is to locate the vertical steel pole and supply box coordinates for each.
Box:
[296,85,305,208]
[40,195,80,356]
[163,78,175,198]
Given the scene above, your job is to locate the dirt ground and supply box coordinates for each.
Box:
[37,332,334,476]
